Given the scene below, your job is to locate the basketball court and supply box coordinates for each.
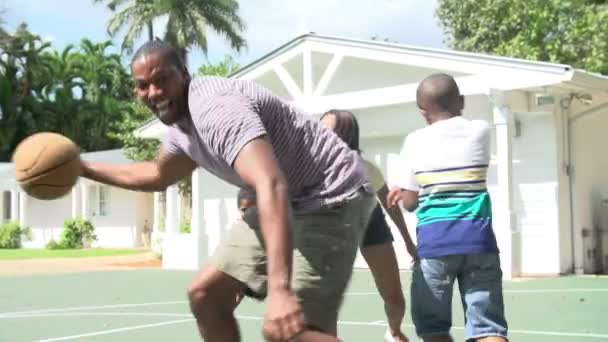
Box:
[1,268,607,341]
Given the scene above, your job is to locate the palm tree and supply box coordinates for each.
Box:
[93,0,247,63]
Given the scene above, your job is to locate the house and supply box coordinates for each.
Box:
[136,33,608,279]
[0,149,154,249]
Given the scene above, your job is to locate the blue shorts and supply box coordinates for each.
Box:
[411,253,508,341]
[361,204,394,247]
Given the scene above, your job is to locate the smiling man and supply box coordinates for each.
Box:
[80,40,375,342]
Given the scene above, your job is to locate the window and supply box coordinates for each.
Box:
[99,186,109,216]
[89,185,110,217]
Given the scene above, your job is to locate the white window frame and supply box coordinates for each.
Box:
[89,185,110,217]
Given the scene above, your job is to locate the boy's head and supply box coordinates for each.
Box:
[416,73,464,125]
[237,189,256,216]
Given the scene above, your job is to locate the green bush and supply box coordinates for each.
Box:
[47,218,97,249]
[180,222,191,234]
[0,222,32,248]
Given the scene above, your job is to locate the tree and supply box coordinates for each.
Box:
[196,54,239,77]
[436,0,608,75]
[93,0,247,63]
[0,24,136,161]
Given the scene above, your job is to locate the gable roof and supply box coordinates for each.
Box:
[233,33,607,92]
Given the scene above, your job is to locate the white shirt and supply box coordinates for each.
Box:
[396,116,491,191]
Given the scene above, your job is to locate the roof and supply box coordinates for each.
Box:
[231,33,608,90]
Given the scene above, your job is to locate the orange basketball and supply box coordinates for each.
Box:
[12,132,81,200]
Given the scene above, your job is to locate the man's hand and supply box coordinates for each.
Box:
[263,289,306,341]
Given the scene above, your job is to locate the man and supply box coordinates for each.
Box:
[81,40,376,342]
[387,73,508,342]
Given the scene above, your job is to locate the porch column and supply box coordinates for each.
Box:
[0,191,5,222]
[165,184,180,234]
[152,192,161,233]
[150,191,163,254]
[10,189,19,222]
[492,91,520,279]
[71,185,81,218]
[191,168,207,262]
[81,183,89,219]
[18,191,27,227]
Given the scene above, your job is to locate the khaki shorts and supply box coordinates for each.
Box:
[207,187,376,333]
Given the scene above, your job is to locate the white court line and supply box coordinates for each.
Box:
[33,318,194,342]
[5,311,608,340]
[2,312,192,319]
[347,288,608,296]
[4,287,606,317]
[0,300,187,317]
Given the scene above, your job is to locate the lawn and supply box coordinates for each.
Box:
[0,248,148,260]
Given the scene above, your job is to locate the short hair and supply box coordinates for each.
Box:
[237,188,255,207]
[320,109,361,153]
[131,38,187,72]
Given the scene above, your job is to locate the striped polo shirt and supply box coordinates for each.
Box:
[162,76,368,211]
[396,116,498,258]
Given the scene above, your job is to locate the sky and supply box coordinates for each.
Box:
[2,0,447,70]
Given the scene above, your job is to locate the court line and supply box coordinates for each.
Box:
[5,287,606,317]
[7,311,608,340]
[2,312,192,319]
[0,300,187,317]
[32,318,194,342]
[347,288,608,296]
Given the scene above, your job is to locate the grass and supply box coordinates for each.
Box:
[0,248,148,260]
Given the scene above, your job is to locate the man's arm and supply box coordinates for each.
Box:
[232,137,292,292]
[81,148,197,192]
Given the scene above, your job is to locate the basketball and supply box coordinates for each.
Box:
[12,132,81,200]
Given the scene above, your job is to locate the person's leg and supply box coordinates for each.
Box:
[362,243,407,341]
[292,187,377,336]
[360,205,407,341]
[187,266,248,341]
[187,217,268,342]
[410,256,461,342]
[458,253,508,342]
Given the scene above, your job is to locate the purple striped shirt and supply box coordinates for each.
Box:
[163,76,368,211]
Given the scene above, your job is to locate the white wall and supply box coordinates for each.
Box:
[569,97,608,274]
[89,186,138,248]
[511,113,561,275]
[22,186,141,248]
[22,194,72,248]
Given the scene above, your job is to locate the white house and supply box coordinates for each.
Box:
[136,34,608,279]
[0,149,154,249]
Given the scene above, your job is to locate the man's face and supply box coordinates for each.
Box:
[131,52,188,125]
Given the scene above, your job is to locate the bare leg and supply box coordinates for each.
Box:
[187,265,248,342]
[362,242,408,341]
